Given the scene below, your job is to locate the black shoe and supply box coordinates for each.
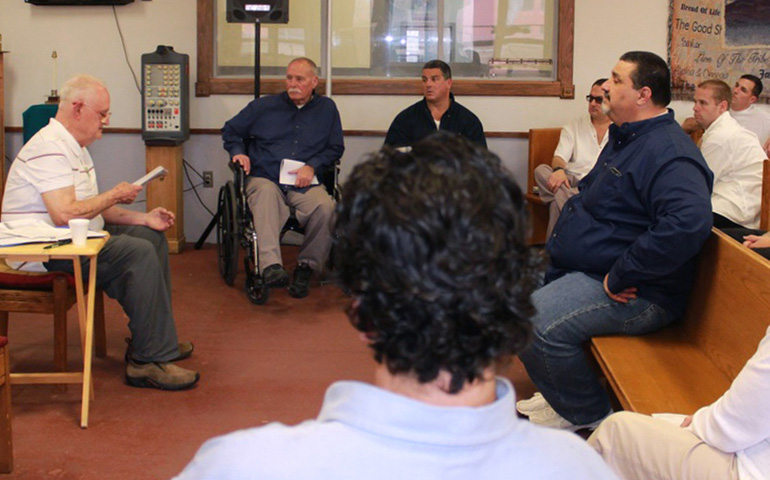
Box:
[262,263,290,288]
[288,263,313,298]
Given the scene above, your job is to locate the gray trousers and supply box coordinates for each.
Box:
[45,224,180,363]
[534,164,580,238]
[245,177,334,274]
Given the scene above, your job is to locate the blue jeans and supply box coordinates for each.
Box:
[518,272,675,425]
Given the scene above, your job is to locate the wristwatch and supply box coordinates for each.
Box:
[552,166,565,172]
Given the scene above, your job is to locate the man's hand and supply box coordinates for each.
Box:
[292,165,315,188]
[603,273,637,303]
[110,182,143,205]
[232,154,251,175]
[743,232,770,249]
[680,415,693,428]
[681,117,702,134]
[145,207,175,232]
[763,138,770,158]
[547,169,571,192]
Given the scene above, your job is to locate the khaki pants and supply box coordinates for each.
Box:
[245,177,334,274]
[533,164,579,238]
[588,411,739,480]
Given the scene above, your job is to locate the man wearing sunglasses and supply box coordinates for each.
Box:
[533,78,611,238]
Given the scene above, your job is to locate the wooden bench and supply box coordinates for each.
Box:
[590,228,770,415]
[761,159,770,230]
[525,128,562,245]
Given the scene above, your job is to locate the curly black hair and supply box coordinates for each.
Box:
[333,133,539,393]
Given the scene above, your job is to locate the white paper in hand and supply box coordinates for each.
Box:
[651,413,689,427]
[133,166,168,186]
[279,159,319,186]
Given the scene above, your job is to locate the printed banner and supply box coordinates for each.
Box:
[669,0,770,103]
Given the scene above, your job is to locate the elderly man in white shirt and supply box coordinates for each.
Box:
[534,78,611,238]
[730,74,770,157]
[692,79,765,230]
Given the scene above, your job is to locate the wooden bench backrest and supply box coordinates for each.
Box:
[526,128,561,195]
[682,228,770,379]
[761,159,770,231]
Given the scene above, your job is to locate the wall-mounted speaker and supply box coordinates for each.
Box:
[225,0,289,24]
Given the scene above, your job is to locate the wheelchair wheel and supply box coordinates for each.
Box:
[216,181,239,286]
[246,271,269,305]
[244,255,268,305]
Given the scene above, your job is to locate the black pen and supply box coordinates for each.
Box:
[44,239,73,249]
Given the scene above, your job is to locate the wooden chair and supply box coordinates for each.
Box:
[0,103,106,386]
[525,128,562,245]
[0,261,106,380]
[0,336,11,473]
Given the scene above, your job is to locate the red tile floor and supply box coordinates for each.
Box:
[2,245,536,479]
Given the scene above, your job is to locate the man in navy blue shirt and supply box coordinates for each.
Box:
[222,58,344,298]
[517,51,713,431]
[384,60,486,148]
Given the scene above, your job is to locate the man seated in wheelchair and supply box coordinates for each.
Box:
[222,57,344,299]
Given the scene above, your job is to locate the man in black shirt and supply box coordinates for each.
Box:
[384,60,486,148]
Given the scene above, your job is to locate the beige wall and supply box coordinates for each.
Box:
[0,0,691,131]
[0,0,695,241]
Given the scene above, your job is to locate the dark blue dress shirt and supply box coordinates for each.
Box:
[222,91,344,189]
[546,110,714,318]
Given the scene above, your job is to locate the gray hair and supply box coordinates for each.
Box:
[288,57,318,77]
[59,75,107,103]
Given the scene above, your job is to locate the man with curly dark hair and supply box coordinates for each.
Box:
[174,134,618,480]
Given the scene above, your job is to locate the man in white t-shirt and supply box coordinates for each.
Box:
[730,74,770,157]
[693,79,765,229]
[534,78,612,238]
[1,75,199,391]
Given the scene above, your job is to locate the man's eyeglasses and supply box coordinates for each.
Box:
[586,95,604,104]
[82,103,111,121]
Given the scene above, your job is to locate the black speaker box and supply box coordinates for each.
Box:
[225,0,289,24]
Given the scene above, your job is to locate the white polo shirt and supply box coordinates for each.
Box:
[2,118,104,270]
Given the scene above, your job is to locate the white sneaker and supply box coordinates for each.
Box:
[528,402,610,432]
[516,392,549,416]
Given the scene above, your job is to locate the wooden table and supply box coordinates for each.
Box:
[0,236,108,428]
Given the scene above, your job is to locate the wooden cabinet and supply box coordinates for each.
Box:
[146,145,185,253]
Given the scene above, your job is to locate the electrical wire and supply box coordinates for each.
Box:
[183,159,216,217]
[184,161,207,180]
[112,5,142,95]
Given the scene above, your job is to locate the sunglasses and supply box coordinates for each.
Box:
[586,94,604,104]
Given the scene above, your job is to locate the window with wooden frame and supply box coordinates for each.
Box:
[196,0,574,98]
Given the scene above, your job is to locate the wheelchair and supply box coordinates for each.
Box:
[216,161,339,305]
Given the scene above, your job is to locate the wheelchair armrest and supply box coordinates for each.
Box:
[228,161,247,194]
[228,160,244,174]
